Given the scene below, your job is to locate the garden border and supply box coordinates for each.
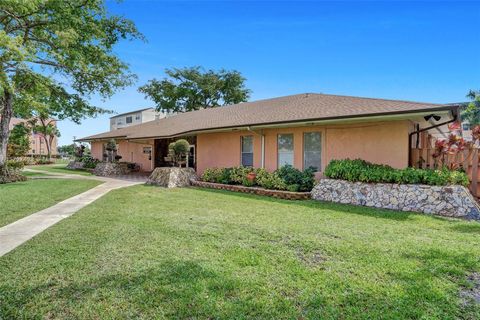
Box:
[191,180,311,200]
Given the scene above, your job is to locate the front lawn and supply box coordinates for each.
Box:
[26,164,92,176]
[0,178,101,228]
[0,187,479,319]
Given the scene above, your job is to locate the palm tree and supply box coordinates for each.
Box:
[29,116,60,160]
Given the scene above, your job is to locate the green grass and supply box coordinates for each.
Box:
[1,187,479,319]
[21,171,50,177]
[0,178,101,227]
[26,164,93,176]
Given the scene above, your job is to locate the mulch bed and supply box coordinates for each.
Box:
[190,180,311,200]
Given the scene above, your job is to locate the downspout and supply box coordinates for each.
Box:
[408,114,457,167]
[247,127,265,168]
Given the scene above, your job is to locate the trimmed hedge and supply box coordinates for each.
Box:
[201,165,316,192]
[324,159,469,187]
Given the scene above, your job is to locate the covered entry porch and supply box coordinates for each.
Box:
[153,136,197,169]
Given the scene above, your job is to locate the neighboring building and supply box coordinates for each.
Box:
[110,108,167,131]
[78,93,461,174]
[9,117,58,156]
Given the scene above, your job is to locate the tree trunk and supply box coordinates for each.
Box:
[0,89,13,168]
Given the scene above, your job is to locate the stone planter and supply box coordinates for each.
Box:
[93,162,129,176]
[146,167,197,188]
[311,179,480,220]
[66,161,85,170]
[191,180,311,200]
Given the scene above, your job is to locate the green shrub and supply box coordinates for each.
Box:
[201,165,316,191]
[324,159,469,187]
[276,164,316,192]
[6,159,25,171]
[80,155,100,169]
[255,169,287,190]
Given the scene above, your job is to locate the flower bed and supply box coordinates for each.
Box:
[201,165,316,192]
[191,180,311,200]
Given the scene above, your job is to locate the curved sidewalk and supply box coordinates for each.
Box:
[0,172,144,257]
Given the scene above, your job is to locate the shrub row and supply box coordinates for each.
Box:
[201,165,316,192]
[324,159,469,187]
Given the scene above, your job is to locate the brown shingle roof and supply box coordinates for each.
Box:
[78,93,455,141]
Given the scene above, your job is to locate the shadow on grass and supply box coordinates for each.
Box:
[190,187,415,222]
[450,223,480,234]
[0,260,267,319]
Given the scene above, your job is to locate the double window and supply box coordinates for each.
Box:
[241,136,254,166]
[278,134,294,167]
[303,132,322,171]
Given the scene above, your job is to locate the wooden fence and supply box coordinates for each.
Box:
[410,147,480,197]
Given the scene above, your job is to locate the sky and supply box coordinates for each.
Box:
[58,0,480,146]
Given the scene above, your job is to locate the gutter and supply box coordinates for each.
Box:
[247,126,265,168]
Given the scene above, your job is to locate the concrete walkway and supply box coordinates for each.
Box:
[0,171,144,257]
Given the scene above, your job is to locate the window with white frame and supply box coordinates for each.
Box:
[241,136,253,166]
[278,134,294,167]
[303,132,321,171]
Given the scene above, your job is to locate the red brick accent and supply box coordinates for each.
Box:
[191,180,311,200]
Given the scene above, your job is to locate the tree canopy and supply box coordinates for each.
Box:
[462,90,480,126]
[138,66,251,113]
[0,0,143,169]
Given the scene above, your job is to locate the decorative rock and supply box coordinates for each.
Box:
[146,167,197,188]
[66,161,85,170]
[311,179,480,221]
[93,162,129,176]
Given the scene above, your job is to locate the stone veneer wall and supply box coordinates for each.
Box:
[191,180,311,200]
[311,179,480,220]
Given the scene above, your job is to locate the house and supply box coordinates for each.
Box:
[9,117,58,156]
[77,93,460,174]
[110,107,167,131]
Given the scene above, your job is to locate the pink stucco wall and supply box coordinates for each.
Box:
[90,139,154,172]
[90,120,410,174]
[196,120,410,175]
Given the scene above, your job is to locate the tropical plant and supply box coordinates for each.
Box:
[29,117,60,160]
[105,139,118,163]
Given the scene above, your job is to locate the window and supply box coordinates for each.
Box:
[304,132,322,171]
[278,134,294,167]
[117,119,123,125]
[135,114,141,121]
[126,116,133,124]
[241,136,253,166]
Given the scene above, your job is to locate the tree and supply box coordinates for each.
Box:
[57,144,75,157]
[7,122,29,157]
[168,139,190,167]
[29,116,60,159]
[461,90,480,125]
[0,0,143,177]
[139,66,251,113]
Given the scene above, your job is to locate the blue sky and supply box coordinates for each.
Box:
[59,0,480,145]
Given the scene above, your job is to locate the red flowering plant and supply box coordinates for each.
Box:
[432,122,479,171]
